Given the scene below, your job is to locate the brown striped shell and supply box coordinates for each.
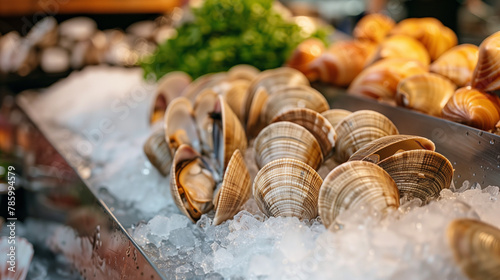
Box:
[271,108,336,158]
[366,35,430,67]
[253,158,323,220]
[262,85,330,125]
[334,110,399,163]
[318,161,400,229]
[430,44,479,87]
[254,121,323,170]
[396,73,456,116]
[213,150,251,225]
[286,38,326,76]
[321,109,352,128]
[471,31,500,92]
[349,135,435,163]
[348,58,428,101]
[143,126,172,176]
[442,87,500,131]
[447,219,500,280]
[377,149,453,203]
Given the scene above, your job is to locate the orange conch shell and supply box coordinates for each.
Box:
[442,87,500,131]
[353,13,395,43]
[366,34,430,67]
[390,18,457,61]
[286,38,325,79]
[306,40,376,86]
[430,44,479,87]
[348,58,428,101]
[471,31,500,92]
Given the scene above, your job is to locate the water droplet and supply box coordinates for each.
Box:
[473,173,476,176]
[490,140,495,145]
[457,174,461,178]
[478,131,483,136]
[480,165,483,169]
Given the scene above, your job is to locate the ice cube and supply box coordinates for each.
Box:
[169,227,196,249]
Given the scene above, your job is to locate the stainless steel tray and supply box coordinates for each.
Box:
[321,87,500,187]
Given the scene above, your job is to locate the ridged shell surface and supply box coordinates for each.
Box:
[367,35,430,66]
[471,31,500,92]
[318,161,400,229]
[253,158,323,220]
[353,13,395,43]
[321,109,352,128]
[254,121,323,170]
[447,219,500,280]
[143,127,172,176]
[430,44,478,87]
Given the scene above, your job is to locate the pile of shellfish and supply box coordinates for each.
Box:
[287,14,500,134]
[144,66,455,228]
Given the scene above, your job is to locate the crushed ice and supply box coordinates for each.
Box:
[25,66,500,279]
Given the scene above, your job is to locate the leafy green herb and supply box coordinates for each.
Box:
[141,0,330,80]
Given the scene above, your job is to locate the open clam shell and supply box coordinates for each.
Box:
[262,85,329,125]
[447,219,500,280]
[442,87,500,131]
[227,64,260,81]
[353,13,395,43]
[193,89,219,154]
[349,135,435,163]
[143,127,172,176]
[396,72,456,116]
[254,121,323,170]
[213,95,248,175]
[213,150,251,225]
[334,110,399,163]
[221,79,251,123]
[471,31,500,92]
[170,144,216,222]
[243,67,309,123]
[430,44,479,87]
[150,71,192,124]
[271,108,336,158]
[164,97,201,154]
[321,109,352,128]
[318,161,400,229]
[253,158,323,220]
[348,58,428,101]
[377,149,453,203]
[246,86,270,138]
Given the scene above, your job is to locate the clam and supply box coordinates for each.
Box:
[353,13,395,43]
[246,86,270,138]
[471,31,500,92]
[26,16,58,48]
[193,89,219,154]
[213,150,252,225]
[286,38,326,77]
[253,158,323,220]
[243,67,309,124]
[262,85,330,125]
[212,95,248,175]
[334,110,399,163]
[59,17,97,42]
[442,87,500,131]
[349,135,435,163]
[306,40,376,86]
[164,97,201,154]
[150,71,192,124]
[377,149,453,203]
[366,35,430,67]
[318,161,400,229]
[170,144,216,222]
[348,58,428,101]
[143,127,172,176]
[40,47,70,73]
[254,121,323,170]
[430,44,479,87]
[396,73,456,116]
[321,109,352,128]
[447,219,500,280]
[271,108,336,158]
